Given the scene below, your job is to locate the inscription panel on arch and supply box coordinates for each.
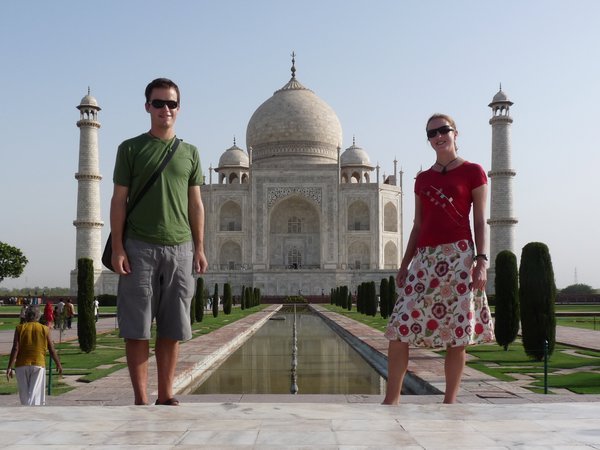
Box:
[267,186,322,209]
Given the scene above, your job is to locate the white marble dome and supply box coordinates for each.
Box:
[246,76,342,164]
[218,143,249,168]
[341,142,373,167]
[491,89,511,103]
[79,94,100,109]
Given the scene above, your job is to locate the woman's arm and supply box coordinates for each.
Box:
[471,183,488,291]
[6,329,19,380]
[47,333,63,375]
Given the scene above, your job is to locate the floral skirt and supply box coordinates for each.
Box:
[384,239,495,349]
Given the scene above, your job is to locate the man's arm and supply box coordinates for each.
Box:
[188,185,208,274]
[110,184,131,275]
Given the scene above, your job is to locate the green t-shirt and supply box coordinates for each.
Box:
[113,133,203,245]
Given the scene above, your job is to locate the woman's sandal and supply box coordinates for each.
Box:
[155,397,180,406]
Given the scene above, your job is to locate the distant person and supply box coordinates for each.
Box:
[53,305,59,329]
[43,301,54,329]
[6,306,63,405]
[109,78,208,406]
[93,298,100,322]
[56,299,65,330]
[65,299,75,330]
[383,113,495,405]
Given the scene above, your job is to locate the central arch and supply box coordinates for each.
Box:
[268,195,321,269]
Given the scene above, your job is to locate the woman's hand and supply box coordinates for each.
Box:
[6,368,13,381]
[396,267,409,288]
[472,260,488,292]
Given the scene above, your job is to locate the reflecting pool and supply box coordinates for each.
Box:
[192,309,385,394]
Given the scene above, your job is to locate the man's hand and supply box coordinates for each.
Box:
[112,249,131,275]
[193,249,208,274]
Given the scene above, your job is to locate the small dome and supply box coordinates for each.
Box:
[489,87,513,106]
[341,142,373,167]
[80,94,98,106]
[78,89,101,111]
[493,90,508,102]
[218,143,249,168]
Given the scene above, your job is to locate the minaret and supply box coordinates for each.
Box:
[72,89,104,291]
[487,86,518,293]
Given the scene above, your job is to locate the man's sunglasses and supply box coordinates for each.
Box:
[426,125,454,139]
[149,99,179,109]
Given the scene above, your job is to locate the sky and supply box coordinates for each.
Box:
[1,0,599,291]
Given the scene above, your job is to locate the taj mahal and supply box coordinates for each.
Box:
[70,58,516,297]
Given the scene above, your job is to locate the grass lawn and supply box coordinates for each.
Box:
[0,304,267,396]
[322,304,600,395]
[556,316,600,331]
[465,340,600,394]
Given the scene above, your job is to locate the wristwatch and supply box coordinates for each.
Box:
[475,254,488,261]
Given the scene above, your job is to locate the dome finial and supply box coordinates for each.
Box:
[233,136,236,146]
[87,86,91,95]
[352,135,356,146]
[291,51,296,79]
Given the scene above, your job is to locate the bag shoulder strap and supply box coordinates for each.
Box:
[126,137,181,215]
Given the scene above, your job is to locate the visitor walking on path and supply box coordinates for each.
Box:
[6,306,63,405]
[43,301,54,329]
[109,78,208,406]
[65,299,75,330]
[383,113,495,404]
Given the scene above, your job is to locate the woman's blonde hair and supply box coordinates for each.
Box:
[426,113,457,131]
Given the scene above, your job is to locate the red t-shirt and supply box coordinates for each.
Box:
[415,161,487,248]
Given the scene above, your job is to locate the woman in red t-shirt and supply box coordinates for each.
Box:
[383,113,494,405]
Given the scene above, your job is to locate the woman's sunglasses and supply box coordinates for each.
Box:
[426,125,454,139]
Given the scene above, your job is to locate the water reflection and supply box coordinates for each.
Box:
[192,310,385,394]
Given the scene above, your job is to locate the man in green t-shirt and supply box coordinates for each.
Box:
[110,78,208,406]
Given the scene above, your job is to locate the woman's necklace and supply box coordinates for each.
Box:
[435,157,458,174]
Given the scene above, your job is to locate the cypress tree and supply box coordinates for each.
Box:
[223,283,232,315]
[519,242,557,361]
[347,291,352,311]
[380,277,389,319]
[195,277,205,322]
[357,283,363,314]
[341,285,348,309]
[494,250,520,351]
[369,281,377,316]
[253,287,260,306]
[212,283,219,318]
[245,286,252,309]
[240,285,245,310]
[388,275,397,317]
[190,293,196,325]
[76,258,96,353]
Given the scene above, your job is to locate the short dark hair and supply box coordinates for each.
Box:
[144,78,180,104]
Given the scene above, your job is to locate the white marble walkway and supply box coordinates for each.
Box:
[0,401,599,449]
